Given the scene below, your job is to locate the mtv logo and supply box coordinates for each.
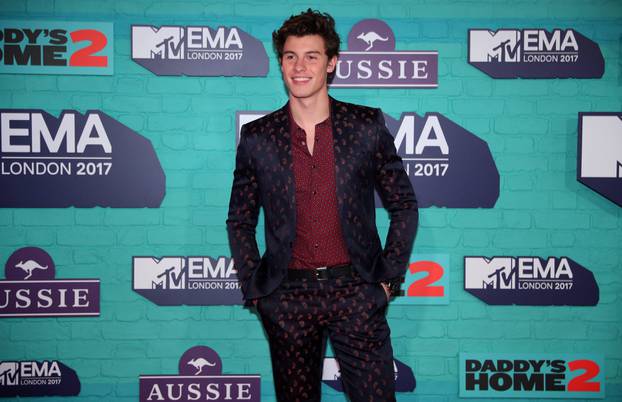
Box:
[0,362,19,386]
[132,26,185,60]
[464,257,516,289]
[579,115,622,179]
[469,30,521,62]
[133,257,186,290]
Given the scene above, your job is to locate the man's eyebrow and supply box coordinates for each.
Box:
[282,50,322,55]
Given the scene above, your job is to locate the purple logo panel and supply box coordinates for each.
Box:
[322,358,415,392]
[139,376,260,402]
[468,28,604,78]
[332,52,438,87]
[140,346,260,402]
[577,113,622,207]
[133,256,244,306]
[0,280,100,317]
[131,25,268,77]
[1,247,100,317]
[0,109,165,208]
[381,112,499,208]
[5,246,55,280]
[464,256,599,306]
[0,360,80,397]
[330,19,438,88]
[179,346,223,376]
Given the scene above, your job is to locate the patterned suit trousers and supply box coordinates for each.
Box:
[257,274,396,402]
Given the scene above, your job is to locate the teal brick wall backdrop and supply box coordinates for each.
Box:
[1,0,621,401]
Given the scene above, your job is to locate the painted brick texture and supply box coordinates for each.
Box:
[0,0,621,401]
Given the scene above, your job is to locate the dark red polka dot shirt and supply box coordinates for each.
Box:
[288,111,351,269]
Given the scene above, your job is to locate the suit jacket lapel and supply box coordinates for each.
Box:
[272,103,297,238]
[330,97,350,222]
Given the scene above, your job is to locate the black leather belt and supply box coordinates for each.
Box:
[287,264,356,281]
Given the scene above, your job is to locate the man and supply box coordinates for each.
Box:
[227,9,418,402]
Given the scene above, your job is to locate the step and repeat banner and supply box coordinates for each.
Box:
[0,1,620,401]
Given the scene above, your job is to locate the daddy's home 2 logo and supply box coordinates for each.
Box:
[460,354,605,399]
[322,357,415,393]
[140,345,260,402]
[393,254,450,305]
[0,247,99,318]
[133,256,243,306]
[0,109,165,207]
[330,19,437,88]
[577,112,622,207]
[0,360,80,397]
[236,111,499,208]
[131,24,268,76]
[469,28,604,78]
[464,256,599,306]
[0,20,113,75]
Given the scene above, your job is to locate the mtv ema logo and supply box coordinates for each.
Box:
[0,109,165,207]
[140,345,260,402]
[322,357,415,393]
[464,256,598,306]
[236,111,499,208]
[0,20,113,75]
[468,28,604,78]
[577,112,622,207]
[460,353,605,399]
[133,256,243,305]
[0,360,80,397]
[131,25,268,76]
[0,247,100,318]
[330,19,438,87]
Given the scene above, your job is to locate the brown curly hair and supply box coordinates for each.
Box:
[272,9,340,61]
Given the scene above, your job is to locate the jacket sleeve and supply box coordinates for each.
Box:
[373,109,419,280]
[226,125,261,300]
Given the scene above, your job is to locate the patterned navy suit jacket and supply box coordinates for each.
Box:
[227,97,418,303]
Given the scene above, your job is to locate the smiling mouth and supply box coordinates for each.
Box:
[292,77,311,83]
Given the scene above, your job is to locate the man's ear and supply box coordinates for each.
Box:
[327,55,337,73]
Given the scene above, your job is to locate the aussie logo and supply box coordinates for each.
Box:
[393,254,449,305]
[460,354,605,399]
[236,111,499,208]
[0,109,165,207]
[464,256,599,306]
[577,113,622,207]
[0,20,113,75]
[468,28,604,78]
[322,357,415,393]
[0,247,100,318]
[139,345,260,402]
[131,24,268,76]
[330,19,438,88]
[0,360,80,397]
[133,256,243,306]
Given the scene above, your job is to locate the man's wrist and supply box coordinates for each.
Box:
[381,277,403,297]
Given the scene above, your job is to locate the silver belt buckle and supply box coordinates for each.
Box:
[315,266,328,280]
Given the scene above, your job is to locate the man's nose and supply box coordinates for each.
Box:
[294,58,305,71]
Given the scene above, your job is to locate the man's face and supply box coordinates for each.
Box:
[280,34,337,101]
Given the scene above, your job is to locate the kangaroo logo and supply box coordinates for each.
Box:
[356,31,389,51]
[187,358,216,375]
[14,260,48,280]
